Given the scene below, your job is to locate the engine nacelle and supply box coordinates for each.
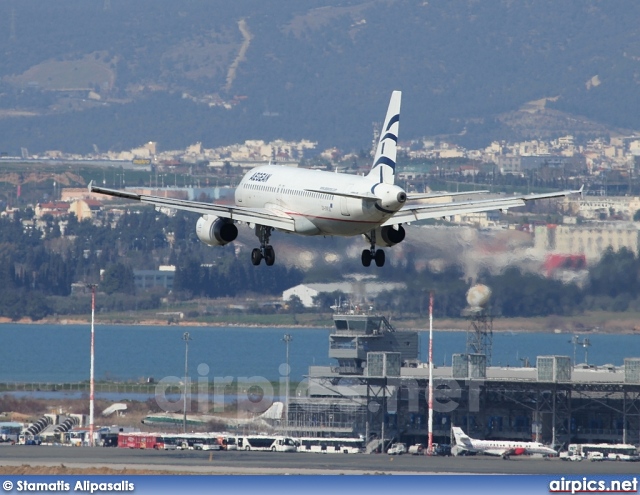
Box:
[377,225,406,247]
[196,215,238,246]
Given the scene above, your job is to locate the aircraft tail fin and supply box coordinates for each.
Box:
[452,426,473,448]
[366,90,401,185]
[259,401,284,420]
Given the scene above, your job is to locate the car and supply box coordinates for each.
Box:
[588,452,604,462]
[387,443,407,455]
[561,453,583,462]
[435,444,452,456]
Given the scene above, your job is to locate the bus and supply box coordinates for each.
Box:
[296,437,364,454]
[565,443,639,461]
[235,435,297,452]
[118,432,158,449]
[153,435,178,450]
[225,436,238,450]
[0,422,22,444]
[193,434,227,451]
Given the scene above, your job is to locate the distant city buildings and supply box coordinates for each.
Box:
[133,266,175,291]
[9,129,640,289]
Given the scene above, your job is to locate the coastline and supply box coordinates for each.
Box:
[2,314,640,334]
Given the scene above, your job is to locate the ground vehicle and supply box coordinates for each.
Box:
[235,435,297,452]
[153,435,177,450]
[18,434,42,445]
[193,435,226,451]
[560,453,583,462]
[387,443,407,455]
[118,433,158,449]
[408,444,424,455]
[296,437,364,454]
[588,452,605,462]
[0,422,22,444]
[435,444,452,456]
[225,436,238,450]
[565,443,639,462]
[99,433,119,447]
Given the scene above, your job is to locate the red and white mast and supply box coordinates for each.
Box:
[88,284,96,447]
[427,291,434,455]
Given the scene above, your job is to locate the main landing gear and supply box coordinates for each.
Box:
[361,229,385,267]
[251,225,275,266]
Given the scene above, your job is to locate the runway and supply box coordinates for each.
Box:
[1,446,639,475]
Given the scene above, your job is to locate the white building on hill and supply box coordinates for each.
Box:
[283,281,405,308]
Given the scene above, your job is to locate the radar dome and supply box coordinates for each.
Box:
[466,284,491,310]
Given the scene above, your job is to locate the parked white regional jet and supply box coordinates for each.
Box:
[452,426,557,459]
[90,91,582,267]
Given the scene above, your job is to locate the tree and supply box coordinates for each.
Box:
[286,295,305,313]
[100,263,135,295]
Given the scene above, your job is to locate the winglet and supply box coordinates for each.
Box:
[88,180,93,192]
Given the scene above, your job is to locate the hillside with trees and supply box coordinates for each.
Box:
[1,201,640,325]
[0,1,639,154]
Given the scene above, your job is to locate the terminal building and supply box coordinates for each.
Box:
[286,309,640,451]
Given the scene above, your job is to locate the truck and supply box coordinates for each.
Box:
[387,443,407,455]
[408,443,424,455]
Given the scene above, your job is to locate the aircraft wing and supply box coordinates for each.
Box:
[304,188,378,201]
[484,448,513,457]
[89,183,296,232]
[406,190,489,201]
[382,187,582,227]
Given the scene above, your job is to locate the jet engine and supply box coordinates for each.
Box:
[377,225,406,247]
[196,215,238,246]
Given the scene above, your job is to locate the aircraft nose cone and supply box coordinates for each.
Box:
[397,191,407,203]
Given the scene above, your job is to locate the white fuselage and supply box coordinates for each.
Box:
[465,437,557,456]
[234,165,405,236]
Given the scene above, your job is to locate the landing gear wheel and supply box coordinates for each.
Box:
[374,249,385,267]
[264,245,275,266]
[361,249,372,267]
[251,248,263,266]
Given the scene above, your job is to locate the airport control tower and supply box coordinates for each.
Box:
[329,304,419,375]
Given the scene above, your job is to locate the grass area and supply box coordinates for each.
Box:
[0,380,305,391]
[73,308,334,328]
[191,313,332,327]
[41,296,640,334]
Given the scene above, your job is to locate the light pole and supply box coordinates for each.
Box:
[87,283,98,447]
[282,334,293,433]
[569,335,592,367]
[182,332,192,434]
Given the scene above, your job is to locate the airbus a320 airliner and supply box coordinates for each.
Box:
[90,91,581,267]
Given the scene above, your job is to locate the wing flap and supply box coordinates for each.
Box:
[89,183,296,232]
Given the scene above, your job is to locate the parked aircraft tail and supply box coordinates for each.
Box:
[366,90,401,185]
[452,426,473,448]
